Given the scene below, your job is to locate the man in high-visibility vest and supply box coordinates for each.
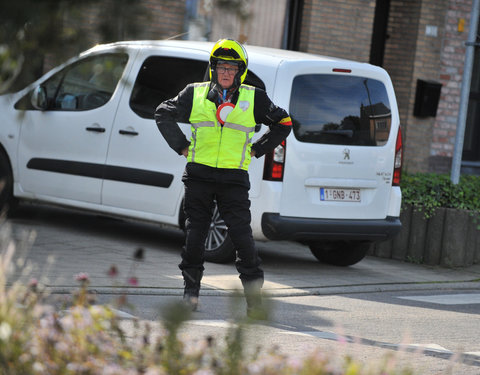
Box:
[155,39,291,319]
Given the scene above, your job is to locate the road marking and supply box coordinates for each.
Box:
[280,330,480,365]
[397,293,480,305]
[110,308,137,319]
[115,314,480,366]
[407,343,451,353]
[186,319,234,328]
[281,330,353,342]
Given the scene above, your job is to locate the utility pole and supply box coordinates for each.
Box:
[451,0,480,184]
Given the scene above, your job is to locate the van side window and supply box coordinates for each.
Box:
[290,74,392,146]
[15,53,128,111]
[129,56,266,119]
[129,56,208,119]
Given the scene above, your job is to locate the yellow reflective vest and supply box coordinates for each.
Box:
[188,83,256,171]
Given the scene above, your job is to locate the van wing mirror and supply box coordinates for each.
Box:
[31,85,48,110]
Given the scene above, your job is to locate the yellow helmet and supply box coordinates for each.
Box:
[209,39,248,87]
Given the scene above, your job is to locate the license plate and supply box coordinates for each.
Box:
[320,188,361,202]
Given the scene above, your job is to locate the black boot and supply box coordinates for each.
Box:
[242,279,267,320]
[182,269,203,311]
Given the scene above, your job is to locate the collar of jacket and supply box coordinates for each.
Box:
[207,82,240,107]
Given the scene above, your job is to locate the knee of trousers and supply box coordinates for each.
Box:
[184,221,210,245]
[185,218,211,232]
[227,224,253,240]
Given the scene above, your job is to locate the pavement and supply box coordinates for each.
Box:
[4,203,480,297]
[4,203,480,374]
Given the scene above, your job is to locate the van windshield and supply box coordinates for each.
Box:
[290,74,392,146]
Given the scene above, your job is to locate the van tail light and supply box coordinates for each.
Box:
[263,140,286,181]
[393,127,403,186]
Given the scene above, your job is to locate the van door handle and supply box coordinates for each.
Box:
[119,129,139,136]
[86,126,106,133]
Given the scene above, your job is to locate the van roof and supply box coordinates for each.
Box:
[87,39,350,65]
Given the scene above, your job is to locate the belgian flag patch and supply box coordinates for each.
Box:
[279,116,292,126]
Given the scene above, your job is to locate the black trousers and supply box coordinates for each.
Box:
[179,178,264,284]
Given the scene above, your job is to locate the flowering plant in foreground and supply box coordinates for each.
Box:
[0,230,417,375]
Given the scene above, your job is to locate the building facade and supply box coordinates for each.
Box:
[69,0,479,176]
[296,0,478,175]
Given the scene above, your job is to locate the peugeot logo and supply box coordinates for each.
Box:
[343,148,351,160]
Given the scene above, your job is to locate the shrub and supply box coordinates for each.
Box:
[401,173,480,220]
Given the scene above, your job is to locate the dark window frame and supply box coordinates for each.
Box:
[129,55,266,119]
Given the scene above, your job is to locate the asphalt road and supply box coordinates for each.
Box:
[4,202,480,374]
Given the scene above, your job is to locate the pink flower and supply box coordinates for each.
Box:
[128,277,138,286]
[75,272,89,282]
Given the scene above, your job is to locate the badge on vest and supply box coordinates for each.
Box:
[238,101,250,112]
[216,103,235,125]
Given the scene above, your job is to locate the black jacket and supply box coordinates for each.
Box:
[154,82,291,186]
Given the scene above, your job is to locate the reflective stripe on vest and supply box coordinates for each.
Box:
[188,83,256,170]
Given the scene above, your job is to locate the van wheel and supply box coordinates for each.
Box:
[308,241,370,266]
[0,152,16,215]
[204,204,235,263]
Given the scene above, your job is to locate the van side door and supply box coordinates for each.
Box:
[101,48,208,224]
[16,52,129,204]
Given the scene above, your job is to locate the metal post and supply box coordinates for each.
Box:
[451,0,480,184]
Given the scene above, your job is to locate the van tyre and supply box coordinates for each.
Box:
[203,204,235,263]
[308,240,370,266]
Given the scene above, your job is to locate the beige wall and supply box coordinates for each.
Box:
[299,0,376,63]
[208,0,288,48]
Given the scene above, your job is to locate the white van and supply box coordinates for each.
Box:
[0,40,402,266]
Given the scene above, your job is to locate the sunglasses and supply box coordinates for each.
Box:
[216,66,239,75]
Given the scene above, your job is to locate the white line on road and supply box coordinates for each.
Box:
[397,293,480,305]
[186,319,235,328]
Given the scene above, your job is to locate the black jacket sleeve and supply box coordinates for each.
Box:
[251,88,292,158]
[154,84,194,155]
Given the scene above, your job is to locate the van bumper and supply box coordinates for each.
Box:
[261,213,401,242]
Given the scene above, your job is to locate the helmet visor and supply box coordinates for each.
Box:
[212,47,242,60]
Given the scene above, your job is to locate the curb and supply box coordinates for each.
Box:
[45,280,480,298]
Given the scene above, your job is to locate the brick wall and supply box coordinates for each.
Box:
[383,0,448,172]
[44,0,186,71]
[430,0,473,173]
[299,0,376,63]
[382,0,422,171]
[41,0,475,176]
[298,0,474,174]
[383,0,473,173]
[209,0,288,48]
[140,0,186,40]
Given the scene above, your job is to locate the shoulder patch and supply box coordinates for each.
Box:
[279,116,292,125]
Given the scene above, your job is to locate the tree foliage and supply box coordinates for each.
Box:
[0,0,148,94]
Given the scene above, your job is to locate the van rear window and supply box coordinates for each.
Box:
[289,74,392,146]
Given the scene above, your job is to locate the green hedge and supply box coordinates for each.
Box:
[401,173,480,219]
